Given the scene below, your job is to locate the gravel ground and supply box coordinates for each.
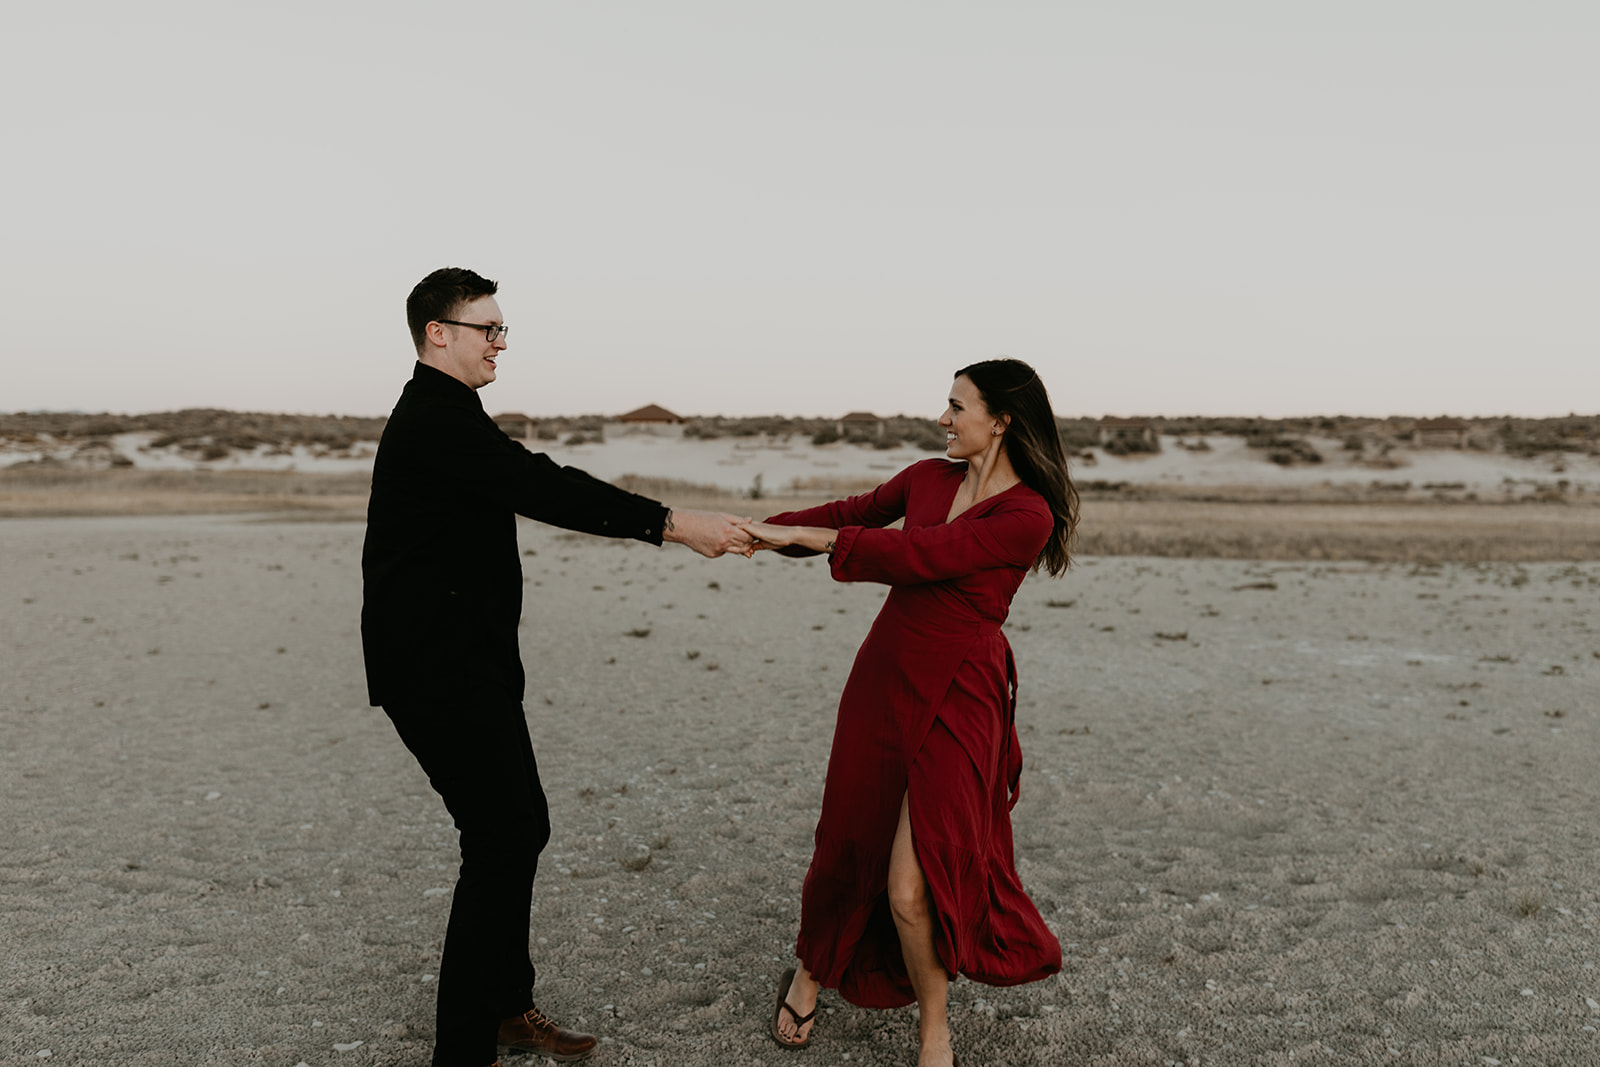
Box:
[3,515,1598,1066]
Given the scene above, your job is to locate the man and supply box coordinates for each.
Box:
[361,267,749,1067]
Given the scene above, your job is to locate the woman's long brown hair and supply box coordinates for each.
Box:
[956,358,1079,575]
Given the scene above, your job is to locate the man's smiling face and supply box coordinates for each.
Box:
[430,295,507,390]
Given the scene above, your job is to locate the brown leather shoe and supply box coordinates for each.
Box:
[497,1005,598,1062]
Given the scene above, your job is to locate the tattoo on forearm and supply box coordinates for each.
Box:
[824,539,836,554]
[664,509,676,533]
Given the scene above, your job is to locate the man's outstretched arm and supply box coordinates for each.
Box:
[662,508,755,558]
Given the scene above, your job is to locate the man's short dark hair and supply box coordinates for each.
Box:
[406,267,499,355]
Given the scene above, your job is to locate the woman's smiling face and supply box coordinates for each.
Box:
[939,374,1002,460]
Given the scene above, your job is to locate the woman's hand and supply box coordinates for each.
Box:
[740,520,797,551]
[738,522,837,554]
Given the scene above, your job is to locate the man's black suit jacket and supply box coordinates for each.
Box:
[361,362,669,707]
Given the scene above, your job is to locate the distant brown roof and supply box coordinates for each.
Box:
[493,412,533,424]
[840,411,881,422]
[618,404,684,423]
[1414,417,1467,430]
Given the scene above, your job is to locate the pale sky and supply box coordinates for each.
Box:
[4,2,1595,419]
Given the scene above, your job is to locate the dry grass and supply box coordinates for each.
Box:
[1514,887,1549,918]
[6,469,1600,562]
[611,474,823,518]
[0,468,371,519]
[1078,499,1600,563]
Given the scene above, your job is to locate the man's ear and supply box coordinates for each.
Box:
[423,321,450,350]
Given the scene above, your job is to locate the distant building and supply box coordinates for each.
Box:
[838,411,886,438]
[1412,417,1469,449]
[492,412,535,442]
[1097,417,1155,447]
[618,404,685,424]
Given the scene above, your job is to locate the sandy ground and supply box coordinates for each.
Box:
[3,514,1600,1067]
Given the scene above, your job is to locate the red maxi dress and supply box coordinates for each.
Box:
[769,458,1063,1009]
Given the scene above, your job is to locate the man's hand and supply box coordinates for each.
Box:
[663,509,756,558]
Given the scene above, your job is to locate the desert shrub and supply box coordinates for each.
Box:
[1498,416,1595,456]
[200,443,230,461]
[1256,437,1322,465]
[220,431,267,450]
[1056,419,1100,451]
[72,417,135,436]
[1103,435,1159,456]
[536,426,558,440]
[737,416,802,437]
[682,421,723,440]
[564,432,590,446]
[811,427,841,445]
[896,422,948,452]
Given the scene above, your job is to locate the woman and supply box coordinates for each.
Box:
[744,358,1078,1067]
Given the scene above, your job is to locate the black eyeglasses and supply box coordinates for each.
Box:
[439,319,509,343]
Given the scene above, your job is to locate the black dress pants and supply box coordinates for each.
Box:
[385,699,552,1067]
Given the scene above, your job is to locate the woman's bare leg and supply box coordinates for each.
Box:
[775,961,819,1044]
[888,793,954,1067]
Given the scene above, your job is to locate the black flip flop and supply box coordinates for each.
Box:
[769,967,817,1049]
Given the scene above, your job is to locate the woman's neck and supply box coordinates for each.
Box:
[963,443,1019,500]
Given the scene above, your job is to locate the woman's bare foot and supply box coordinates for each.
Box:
[917,1026,955,1067]
[921,1017,953,1067]
[774,962,820,1045]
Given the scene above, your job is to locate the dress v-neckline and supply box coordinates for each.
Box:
[943,466,1024,525]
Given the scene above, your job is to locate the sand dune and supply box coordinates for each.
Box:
[3,515,1597,1065]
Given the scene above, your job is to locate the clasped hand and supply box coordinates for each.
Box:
[665,509,756,558]
[738,520,795,552]
[666,511,824,558]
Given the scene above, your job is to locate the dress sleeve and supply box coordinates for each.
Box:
[430,406,671,543]
[829,499,1051,586]
[762,462,916,556]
